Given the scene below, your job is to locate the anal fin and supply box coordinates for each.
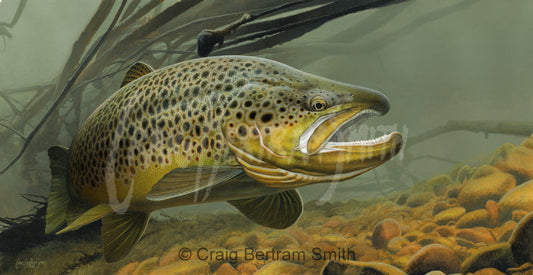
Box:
[102,212,151,262]
[228,189,303,229]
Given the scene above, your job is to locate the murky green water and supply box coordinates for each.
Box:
[1,1,532,274]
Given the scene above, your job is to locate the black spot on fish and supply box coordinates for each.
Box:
[158,120,166,129]
[236,112,242,119]
[261,113,273,123]
[193,86,200,96]
[279,107,286,112]
[229,101,238,109]
[162,99,169,110]
[197,146,202,153]
[128,126,135,136]
[262,101,270,108]
[224,85,233,92]
[180,101,187,111]
[184,139,190,150]
[238,126,247,137]
[175,135,183,144]
[212,121,218,129]
[182,122,190,131]
[252,129,259,136]
[174,115,180,125]
[195,125,201,136]
[236,79,246,87]
[244,101,252,108]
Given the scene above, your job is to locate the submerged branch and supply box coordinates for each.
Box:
[200,0,409,56]
[0,122,25,140]
[0,0,27,28]
[0,0,128,174]
[407,120,533,147]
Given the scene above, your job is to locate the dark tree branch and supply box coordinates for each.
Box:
[0,122,25,140]
[0,0,27,28]
[200,0,409,56]
[0,0,128,174]
[406,120,533,148]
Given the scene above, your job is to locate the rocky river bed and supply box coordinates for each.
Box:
[3,134,533,275]
[107,134,533,275]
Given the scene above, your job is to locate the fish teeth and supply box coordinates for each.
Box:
[325,132,392,148]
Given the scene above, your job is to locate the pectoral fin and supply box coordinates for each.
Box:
[228,189,303,229]
[145,166,244,201]
[120,62,154,87]
[102,212,150,262]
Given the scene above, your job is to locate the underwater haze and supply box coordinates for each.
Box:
[1,0,533,274]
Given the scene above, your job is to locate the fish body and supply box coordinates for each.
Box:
[46,56,403,262]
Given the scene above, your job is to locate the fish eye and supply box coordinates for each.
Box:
[309,96,327,111]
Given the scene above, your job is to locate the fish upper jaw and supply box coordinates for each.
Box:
[297,108,382,155]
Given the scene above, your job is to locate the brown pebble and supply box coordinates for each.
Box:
[472,267,506,275]
[511,209,529,222]
[405,244,461,275]
[497,220,517,242]
[486,200,500,227]
[397,243,422,257]
[435,225,455,237]
[420,222,438,233]
[509,211,533,265]
[456,227,495,245]
[214,262,239,275]
[371,218,402,249]
[238,262,258,275]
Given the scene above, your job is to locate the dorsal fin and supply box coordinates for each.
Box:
[120,62,154,87]
[145,166,244,201]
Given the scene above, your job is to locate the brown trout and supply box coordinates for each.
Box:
[45,56,403,262]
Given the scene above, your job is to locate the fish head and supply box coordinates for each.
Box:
[221,58,403,188]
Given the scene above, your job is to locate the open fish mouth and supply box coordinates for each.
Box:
[299,108,402,155]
